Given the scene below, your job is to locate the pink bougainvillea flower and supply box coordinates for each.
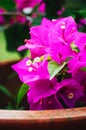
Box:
[28,93,63,110]
[68,56,86,105]
[68,51,86,77]
[38,2,46,13]
[15,0,43,10]
[9,15,27,25]
[17,18,52,58]
[68,51,86,103]
[27,78,64,110]
[74,32,86,51]
[56,79,83,108]
[12,16,86,110]
[73,71,86,104]
[49,43,73,64]
[17,39,50,59]
[28,78,58,103]
[29,18,52,47]
[49,16,77,46]
[48,16,78,63]
[9,17,16,25]
[17,16,77,61]
[12,57,50,84]
[16,15,27,24]
[77,18,86,29]
[27,78,83,110]
[57,7,65,16]
[0,8,6,25]
[12,57,64,110]
[15,0,39,9]
[80,18,86,25]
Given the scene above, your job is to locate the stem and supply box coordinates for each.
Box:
[0,12,22,16]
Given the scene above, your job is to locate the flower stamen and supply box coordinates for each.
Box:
[61,22,66,42]
[61,22,66,29]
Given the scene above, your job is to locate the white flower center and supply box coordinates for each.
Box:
[68,92,74,99]
[26,60,32,66]
[34,57,40,63]
[23,7,33,14]
[28,67,33,72]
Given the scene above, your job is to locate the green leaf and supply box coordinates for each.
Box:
[0,85,13,98]
[78,10,86,17]
[81,67,86,71]
[32,15,43,26]
[65,0,86,9]
[44,0,64,19]
[48,61,67,80]
[4,23,29,57]
[17,83,29,108]
[0,0,16,11]
[70,43,80,52]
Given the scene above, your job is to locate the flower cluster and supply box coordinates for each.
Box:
[14,0,45,24]
[12,16,86,110]
[0,0,45,26]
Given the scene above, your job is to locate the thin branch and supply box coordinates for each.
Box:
[0,12,22,16]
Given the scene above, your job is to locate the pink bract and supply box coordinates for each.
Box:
[12,57,50,84]
[0,8,6,25]
[15,0,45,13]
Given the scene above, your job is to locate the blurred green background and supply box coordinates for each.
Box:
[0,32,20,61]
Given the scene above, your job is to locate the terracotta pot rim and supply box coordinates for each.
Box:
[0,107,86,125]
